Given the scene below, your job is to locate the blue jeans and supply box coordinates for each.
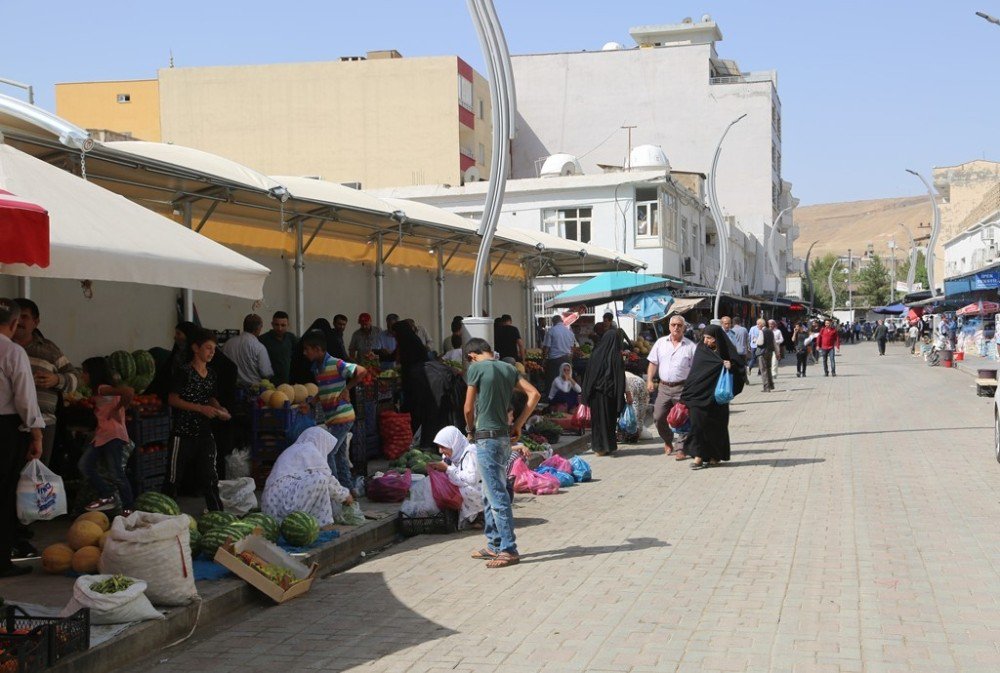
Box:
[325,422,355,491]
[822,348,837,374]
[476,436,518,555]
[79,438,134,508]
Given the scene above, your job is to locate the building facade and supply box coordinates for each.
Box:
[55,51,493,189]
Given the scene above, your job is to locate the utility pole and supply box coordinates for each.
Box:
[888,237,897,303]
[622,125,637,170]
[847,248,853,317]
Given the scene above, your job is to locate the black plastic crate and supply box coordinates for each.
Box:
[397,509,459,537]
[251,405,308,434]
[134,473,166,495]
[3,606,90,666]
[0,631,46,673]
[251,432,292,459]
[132,444,169,479]
[126,412,171,446]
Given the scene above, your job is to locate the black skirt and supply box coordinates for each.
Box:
[686,403,731,462]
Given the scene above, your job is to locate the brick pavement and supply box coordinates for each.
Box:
[125,342,1000,673]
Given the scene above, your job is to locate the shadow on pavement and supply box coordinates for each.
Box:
[732,426,990,445]
[518,536,669,564]
[728,458,826,467]
[734,448,786,455]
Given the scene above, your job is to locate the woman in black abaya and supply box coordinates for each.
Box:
[681,324,746,469]
[581,329,626,456]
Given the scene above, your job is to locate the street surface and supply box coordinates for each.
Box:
[128,342,1000,673]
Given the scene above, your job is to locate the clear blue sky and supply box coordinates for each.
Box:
[2,1,998,205]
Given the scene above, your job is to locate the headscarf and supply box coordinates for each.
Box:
[581,328,626,415]
[551,362,577,394]
[433,426,473,466]
[265,426,337,489]
[681,324,745,408]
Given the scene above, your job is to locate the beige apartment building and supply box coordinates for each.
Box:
[55,50,492,189]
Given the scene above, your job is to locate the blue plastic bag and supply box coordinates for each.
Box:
[536,466,575,488]
[569,455,592,482]
[617,404,638,435]
[713,368,734,405]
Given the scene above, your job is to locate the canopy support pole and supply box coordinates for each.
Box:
[375,234,385,330]
[294,219,305,336]
[16,277,30,299]
[182,202,194,322]
[524,273,534,349]
[436,248,446,353]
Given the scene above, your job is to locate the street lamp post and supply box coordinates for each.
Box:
[804,240,819,314]
[906,169,941,295]
[828,259,840,314]
[898,223,917,291]
[847,248,853,318]
[976,10,1000,25]
[0,78,34,105]
[766,206,793,302]
[708,114,748,320]
[888,237,897,303]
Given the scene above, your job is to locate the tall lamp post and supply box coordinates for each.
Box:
[976,10,1000,25]
[888,237,897,303]
[898,223,917,291]
[765,206,793,301]
[804,240,819,314]
[906,169,941,296]
[828,259,840,314]
[708,113,747,320]
[847,248,853,317]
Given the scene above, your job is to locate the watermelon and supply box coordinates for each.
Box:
[199,528,232,558]
[242,513,279,542]
[134,492,180,516]
[198,511,237,535]
[228,520,255,538]
[189,528,202,557]
[129,350,156,393]
[108,350,136,385]
[280,511,320,547]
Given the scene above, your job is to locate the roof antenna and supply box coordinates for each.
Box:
[169,49,175,68]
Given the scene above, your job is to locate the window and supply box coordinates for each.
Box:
[544,207,592,244]
[477,143,485,164]
[458,77,473,110]
[635,187,659,244]
[680,216,690,256]
[116,93,131,104]
[478,99,485,120]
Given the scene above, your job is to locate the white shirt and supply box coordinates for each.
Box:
[908,326,919,339]
[0,334,45,430]
[772,329,784,346]
[222,332,274,386]
[647,336,697,384]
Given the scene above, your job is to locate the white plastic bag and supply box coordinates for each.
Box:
[61,574,163,625]
[224,448,251,480]
[16,459,67,524]
[218,477,258,515]
[399,475,439,518]
[99,512,197,606]
[335,501,366,526]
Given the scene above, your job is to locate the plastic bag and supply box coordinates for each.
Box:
[335,500,366,526]
[666,402,690,430]
[508,456,530,480]
[400,475,439,518]
[218,477,258,516]
[99,512,197,607]
[617,404,638,435]
[569,455,592,482]
[514,469,561,495]
[379,411,413,459]
[61,574,163,625]
[571,403,592,429]
[536,466,575,488]
[224,448,251,480]
[540,454,573,474]
[16,459,67,525]
[366,469,412,503]
[714,368,734,404]
[428,469,463,511]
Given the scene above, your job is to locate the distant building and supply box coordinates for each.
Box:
[55,51,493,189]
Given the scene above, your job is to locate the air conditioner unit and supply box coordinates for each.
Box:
[682,257,694,275]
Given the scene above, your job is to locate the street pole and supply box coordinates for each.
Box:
[708,114,748,320]
[804,240,819,315]
[828,259,839,315]
[906,169,941,295]
[976,10,1000,25]
[847,248,853,318]
[889,238,896,303]
[767,206,793,301]
[898,223,917,291]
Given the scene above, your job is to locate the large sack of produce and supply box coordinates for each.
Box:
[379,411,413,459]
[61,574,163,625]
[367,469,412,503]
[513,468,560,495]
[100,512,197,606]
[218,477,258,516]
[536,466,575,488]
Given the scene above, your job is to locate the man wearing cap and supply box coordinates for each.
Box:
[542,314,576,394]
[349,313,381,362]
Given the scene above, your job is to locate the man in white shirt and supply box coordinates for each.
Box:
[907,323,920,354]
[768,319,784,382]
[222,314,274,387]
[647,315,697,459]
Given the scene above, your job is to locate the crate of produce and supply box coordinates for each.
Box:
[131,442,169,479]
[0,631,46,673]
[251,405,309,434]
[3,606,90,666]
[397,509,459,537]
[126,411,171,446]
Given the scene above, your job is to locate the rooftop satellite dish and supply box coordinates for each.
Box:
[702,14,712,22]
[682,17,693,24]
[601,41,625,51]
[539,153,583,178]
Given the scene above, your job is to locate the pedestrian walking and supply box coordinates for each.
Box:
[768,319,784,382]
[817,319,841,376]
[747,318,764,372]
[683,325,745,470]
[647,316,697,459]
[722,315,750,385]
[756,324,776,392]
[792,322,811,377]
[581,329,626,456]
[873,320,889,356]
[907,323,920,354]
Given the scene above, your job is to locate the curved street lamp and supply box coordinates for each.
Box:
[828,258,840,314]
[897,222,917,291]
[906,169,940,295]
[765,206,793,301]
[803,240,819,314]
[708,113,747,319]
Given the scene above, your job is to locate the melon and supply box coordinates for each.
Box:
[221,523,251,542]
[76,511,110,532]
[292,384,309,404]
[98,530,111,550]
[259,389,275,405]
[242,513,279,542]
[304,383,318,398]
[276,383,295,400]
[42,543,74,574]
[189,529,202,557]
[280,511,320,547]
[268,391,289,409]
[108,350,136,384]
[131,349,156,377]
[186,514,198,532]
[71,546,102,574]
[200,528,236,558]
[67,521,104,551]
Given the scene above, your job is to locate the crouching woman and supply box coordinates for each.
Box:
[426,426,483,529]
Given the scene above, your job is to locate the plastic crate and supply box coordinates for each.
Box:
[132,444,169,479]
[126,412,171,446]
[3,606,90,666]
[251,405,308,434]
[398,509,459,537]
[251,432,292,460]
[134,473,166,495]
[0,631,46,673]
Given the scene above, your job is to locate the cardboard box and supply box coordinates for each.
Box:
[214,534,318,603]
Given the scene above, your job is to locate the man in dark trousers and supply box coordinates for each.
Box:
[873,320,889,356]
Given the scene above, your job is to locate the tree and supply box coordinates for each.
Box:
[856,253,891,306]
[806,253,847,311]
[897,250,930,291]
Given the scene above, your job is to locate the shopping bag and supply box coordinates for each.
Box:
[514,469,561,495]
[569,455,592,482]
[428,469,463,511]
[666,402,689,430]
[366,469,412,502]
[570,403,591,429]
[713,368,734,405]
[540,454,573,474]
[536,466,575,488]
[218,477,258,516]
[617,404,638,435]
[17,459,67,525]
[399,476,439,518]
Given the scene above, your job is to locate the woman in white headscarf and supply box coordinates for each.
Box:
[427,426,483,528]
[261,426,353,527]
[547,362,581,411]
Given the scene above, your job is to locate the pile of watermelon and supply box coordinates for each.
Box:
[197,511,281,558]
[108,349,157,395]
[134,491,181,516]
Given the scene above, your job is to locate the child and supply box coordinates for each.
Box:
[78,357,135,512]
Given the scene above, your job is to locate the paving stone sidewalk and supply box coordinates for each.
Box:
[126,342,1000,673]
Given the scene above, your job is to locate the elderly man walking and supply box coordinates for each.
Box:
[768,319,784,382]
[648,315,697,460]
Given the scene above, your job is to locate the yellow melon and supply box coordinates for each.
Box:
[276,384,295,401]
[98,530,111,550]
[259,389,274,405]
[292,384,308,404]
[268,391,289,409]
[67,520,104,551]
[42,543,74,574]
[304,383,318,397]
[71,546,102,574]
[76,511,110,532]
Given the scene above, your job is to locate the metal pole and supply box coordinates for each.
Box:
[16,277,30,299]
[294,220,305,336]
[906,169,941,295]
[897,223,917,291]
[375,234,385,331]
[889,238,896,303]
[847,248,853,316]
[804,240,819,315]
[436,249,446,352]
[708,114,748,320]
[486,273,494,317]
[828,259,839,314]
[524,274,534,348]
[768,206,793,301]
[182,202,194,322]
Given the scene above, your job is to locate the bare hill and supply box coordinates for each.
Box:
[793,196,932,261]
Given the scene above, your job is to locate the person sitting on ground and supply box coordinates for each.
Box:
[547,362,581,411]
[426,426,483,529]
[78,357,136,514]
[261,426,353,528]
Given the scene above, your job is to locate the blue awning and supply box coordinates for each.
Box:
[548,271,683,308]
[872,303,906,314]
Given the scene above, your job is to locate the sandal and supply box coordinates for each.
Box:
[690,461,709,470]
[674,452,690,461]
[486,552,520,568]
[471,548,498,560]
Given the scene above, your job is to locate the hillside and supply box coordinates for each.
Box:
[792,196,932,261]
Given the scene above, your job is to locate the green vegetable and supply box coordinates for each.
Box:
[90,574,135,594]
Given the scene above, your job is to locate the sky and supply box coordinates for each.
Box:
[2,0,998,206]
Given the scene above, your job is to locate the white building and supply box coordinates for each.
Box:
[944,207,1000,280]
[510,16,797,292]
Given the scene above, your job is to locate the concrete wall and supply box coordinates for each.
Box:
[56,79,161,141]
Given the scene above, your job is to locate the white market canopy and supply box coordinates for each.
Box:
[0,141,269,299]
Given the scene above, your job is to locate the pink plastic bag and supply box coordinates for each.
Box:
[540,454,572,474]
[514,469,561,495]
[367,469,412,503]
[509,456,530,480]
[428,469,462,511]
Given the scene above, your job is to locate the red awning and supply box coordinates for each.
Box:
[907,307,924,325]
[0,189,49,267]
[957,301,1000,316]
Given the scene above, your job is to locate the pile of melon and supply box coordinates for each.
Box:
[41,512,111,575]
[260,383,318,409]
